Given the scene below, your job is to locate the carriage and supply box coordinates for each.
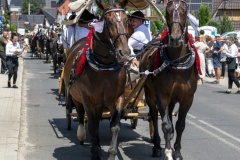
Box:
[59,0,198,159]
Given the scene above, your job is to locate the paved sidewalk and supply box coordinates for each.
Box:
[0,58,23,160]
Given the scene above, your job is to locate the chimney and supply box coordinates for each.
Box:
[12,11,17,20]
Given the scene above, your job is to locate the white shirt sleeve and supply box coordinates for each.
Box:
[6,42,22,56]
[226,44,238,58]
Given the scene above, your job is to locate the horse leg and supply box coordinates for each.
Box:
[169,102,176,140]
[85,106,102,160]
[107,95,124,160]
[159,104,174,160]
[145,85,162,157]
[173,101,192,160]
[73,98,86,145]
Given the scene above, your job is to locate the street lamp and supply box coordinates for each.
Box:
[28,3,33,15]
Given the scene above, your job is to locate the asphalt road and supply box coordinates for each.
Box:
[18,58,240,160]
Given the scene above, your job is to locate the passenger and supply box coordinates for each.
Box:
[128,11,152,82]
[75,9,96,41]
[61,13,77,54]
[6,33,25,88]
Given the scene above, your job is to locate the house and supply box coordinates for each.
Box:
[57,0,76,24]
[0,0,9,15]
[212,0,240,30]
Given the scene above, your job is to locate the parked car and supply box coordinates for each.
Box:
[221,30,240,47]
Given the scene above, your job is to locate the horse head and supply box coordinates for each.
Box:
[166,0,188,46]
[95,0,132,63]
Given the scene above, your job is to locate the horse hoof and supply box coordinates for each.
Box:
[91,155,101,160]
[152,148,162,157]
[107,154,115,160]
[173,152,183,160]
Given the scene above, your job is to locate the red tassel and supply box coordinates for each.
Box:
[75,28,94,75]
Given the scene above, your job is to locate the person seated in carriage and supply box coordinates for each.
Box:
[128,11,152,81]
[61,12,77,56]
[74,9,96,42]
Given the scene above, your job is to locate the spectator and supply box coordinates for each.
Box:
[6,33,25,88]
[212,34,222,84]
[222,37,240,94]
[219,38,229,79]
[206,35,216,77]
[0,30,8,74]
[194,35,210,84]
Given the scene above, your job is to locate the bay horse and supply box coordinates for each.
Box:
[63,0,132,159]
[140,0,198,159]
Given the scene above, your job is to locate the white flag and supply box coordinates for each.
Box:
[187,13,199,32]
[90,20,105,33]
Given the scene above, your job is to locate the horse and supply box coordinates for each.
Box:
[140,0,198,159]
[63,0,132,159]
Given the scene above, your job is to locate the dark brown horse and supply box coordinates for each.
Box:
[64,0,132,159]
[140,0,198,159]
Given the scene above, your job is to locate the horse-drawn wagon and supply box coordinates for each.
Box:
[59,0,199,159]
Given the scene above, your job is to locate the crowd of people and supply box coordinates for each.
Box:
[193,30,240,93]
[0,30,26,88]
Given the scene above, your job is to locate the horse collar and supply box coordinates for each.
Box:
[86,49,122,74]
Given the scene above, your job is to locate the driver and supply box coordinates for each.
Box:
[128,11,152,80]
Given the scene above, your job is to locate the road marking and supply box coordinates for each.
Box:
[187,120,240,152]
[187,113,196,119]
[198,120,240,143]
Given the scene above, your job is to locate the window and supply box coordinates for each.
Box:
[51,1,57,7]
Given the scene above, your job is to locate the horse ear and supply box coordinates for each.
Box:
[118,0,128,8]
[96,0,105,10]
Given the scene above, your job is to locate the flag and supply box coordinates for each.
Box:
[187,13,199,32]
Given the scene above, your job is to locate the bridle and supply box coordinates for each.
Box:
[167,0,187,46]
[93,8,130,60]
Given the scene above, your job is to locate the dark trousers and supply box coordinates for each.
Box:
[0,51,7,73]
[228,69,240,89]
[221,61,226,77]
[6,57,19,84]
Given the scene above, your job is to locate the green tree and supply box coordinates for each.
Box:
[150,21,157,35]
[206,20,221,32]
[198,4,211,26]
[219,13,234,34]
[190,10,195,16]
[21,0,44,15]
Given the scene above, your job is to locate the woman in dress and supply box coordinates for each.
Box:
[194,35,210,84]
[6,33,24,88]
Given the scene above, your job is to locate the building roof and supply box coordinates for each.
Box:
[218,1,240,10]
[0,0,9,10]
[40,8,57,24]
[10,0,23,6]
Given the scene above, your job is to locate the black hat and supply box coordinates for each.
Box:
[129,11,146,20]
[69,12,76,20]
[78,10,96,24]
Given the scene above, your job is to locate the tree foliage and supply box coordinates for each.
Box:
[206,20,221,32]
[219,13,234,34]
[21,0,44,15]
[198,4,211,26]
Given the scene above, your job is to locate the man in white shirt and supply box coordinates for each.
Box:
[61,13,77,52]
[75,10,96,41]
[128,11,152,68]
